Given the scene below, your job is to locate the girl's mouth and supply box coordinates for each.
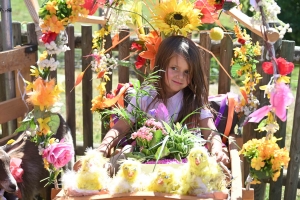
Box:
[172,80,182,85]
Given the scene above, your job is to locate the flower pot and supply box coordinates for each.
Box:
[51,188,62,199]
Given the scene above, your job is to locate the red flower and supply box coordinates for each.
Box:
[135,56,146,69]
[262,57,294,75]
[238,38,246,45]
[40,32,58,44]
[83,0,106,15]
[194,0,217,24]
[131,42,143,51]
[214,0,224,10]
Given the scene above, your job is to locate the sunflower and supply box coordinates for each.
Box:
[152,0,201,37]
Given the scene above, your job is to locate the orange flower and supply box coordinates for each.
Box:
[139,31,162,71]
[27,77,62,111]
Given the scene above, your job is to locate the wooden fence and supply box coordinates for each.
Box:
[0,22,300,200]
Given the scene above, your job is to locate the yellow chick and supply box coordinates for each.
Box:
[76,148,110,191]
[109,159,146,194]
[146,166,180,194]
[180,146,227,195]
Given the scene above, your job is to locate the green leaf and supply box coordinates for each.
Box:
[124,152,146,162]
[14,121,30,133]
[48,114,60,134]
[231,63,240,77]
[154,145,170,160]
[174,153,182,162]
[141,148,151,156]
[257,119,267,129]
[149,130,163,148]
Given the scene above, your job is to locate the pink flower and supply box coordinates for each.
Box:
[43,141,74,169]
[10,158,24,183]
[155,103,169,121]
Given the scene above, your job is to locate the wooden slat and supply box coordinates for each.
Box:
[218,33,233,94]
[0,45,37,74]
[118,29,130,84]
[228,135,243,200]
[65,26,77,152]
[76,15,107,25]
[0,97,30,124]
[54,190,219,200]
[81,25,94,149]
[199,31,211,91]
[284,44,300,200]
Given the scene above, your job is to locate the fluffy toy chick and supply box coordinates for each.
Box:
[181,146,227,195]
[109,159,146,194]
[146,166,180,194]
[76,148,111,191]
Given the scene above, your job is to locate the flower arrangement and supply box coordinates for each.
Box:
[127,117,206,163]
[231,24,262,126]
[239,136,289,183]
[12,0,92,188]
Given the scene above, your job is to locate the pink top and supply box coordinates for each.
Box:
[127,89,213,123]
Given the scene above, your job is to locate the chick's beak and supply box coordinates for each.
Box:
[157,178,164,185]
[195,158,200,166]
[128,171,134,177]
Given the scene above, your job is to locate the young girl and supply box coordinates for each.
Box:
[98,35,229,165]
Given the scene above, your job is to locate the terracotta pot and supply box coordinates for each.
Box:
[51,188,62,199]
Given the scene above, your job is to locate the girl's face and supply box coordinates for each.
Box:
[164,54,190,98]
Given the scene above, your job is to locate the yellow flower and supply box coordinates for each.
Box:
[251,157,265,170]
[272,171,281,182]
[37,117,51,135]
[40,51,48,61]
[49,138,57,144]
[46,1,57,15]
[43,158,50,170]
[7,139,15,145]
[152,0,201,37]
[30,66,40,78]
[277,75,291,83]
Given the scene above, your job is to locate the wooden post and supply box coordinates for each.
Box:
[199,31,211,90]
[283,41,299,200]
[101,33,113,141]
[269,40,295,200]
[65,25,77,153]
[81,25,94,149]
[218,32,233,94]
[118,28,130,84]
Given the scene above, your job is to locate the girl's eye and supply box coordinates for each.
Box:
[171,67,177,70]
[184,70,189,74]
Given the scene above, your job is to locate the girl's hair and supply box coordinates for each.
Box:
[151,35,210,128]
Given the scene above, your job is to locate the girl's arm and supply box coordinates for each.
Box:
[98,119,132,157]
[200,117,229,164]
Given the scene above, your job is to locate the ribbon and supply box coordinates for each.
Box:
[10,158,24,183]
[209,94,227,128]
[248,82,294,123]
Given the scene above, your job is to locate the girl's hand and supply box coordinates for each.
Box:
[212,147,230,165]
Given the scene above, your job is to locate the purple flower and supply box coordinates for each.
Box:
[155,103,169,121]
